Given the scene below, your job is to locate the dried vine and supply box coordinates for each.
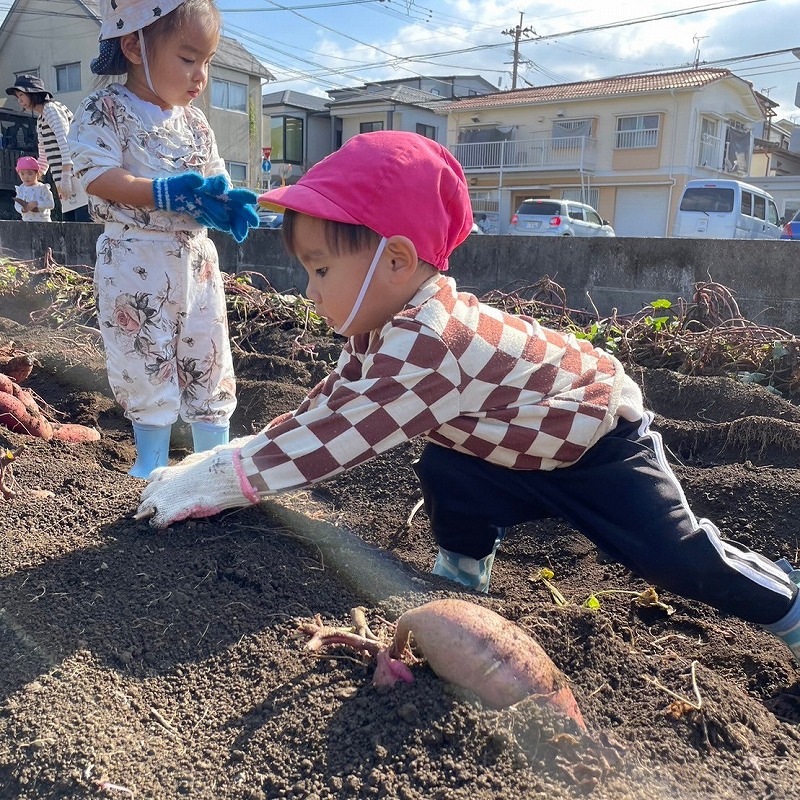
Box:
[1,254,799,398]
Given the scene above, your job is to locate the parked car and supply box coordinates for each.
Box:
[509,199,615,237]
[469,222,483,235]
[781,209,800,240]
[672,179,782,239]
[259,211,284,229]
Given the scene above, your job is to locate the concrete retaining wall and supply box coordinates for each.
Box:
[2,220,799,332]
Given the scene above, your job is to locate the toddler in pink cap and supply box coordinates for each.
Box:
[137,131,800,667]
[14,155,54,222]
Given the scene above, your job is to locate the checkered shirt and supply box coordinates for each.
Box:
[239,275,644,494]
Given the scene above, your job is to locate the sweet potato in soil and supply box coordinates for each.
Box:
[387,599,587,728]
[1,313,800,799]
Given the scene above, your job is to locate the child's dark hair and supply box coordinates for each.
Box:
[20,92,49,107]
[101,0,222,75]
[281,208,382,258]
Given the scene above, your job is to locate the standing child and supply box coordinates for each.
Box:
[14,156,55,222]
[136,131,800,665]
[68,0,259,478]
[5,74,90,222]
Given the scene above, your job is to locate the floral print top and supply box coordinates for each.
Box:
[69,83,228,233]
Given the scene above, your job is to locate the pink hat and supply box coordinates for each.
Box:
[259,131,473,271]
[15,156,40,172]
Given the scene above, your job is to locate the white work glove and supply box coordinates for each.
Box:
[59,171,74,199]
[135,438,260,529]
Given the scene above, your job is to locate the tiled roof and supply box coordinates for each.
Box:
[327,85,446,108]
[442,68,740,111]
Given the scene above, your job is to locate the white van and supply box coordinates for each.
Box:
[672,179,782,239]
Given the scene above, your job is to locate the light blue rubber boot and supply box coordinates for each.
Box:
[129,423,172,479]
[764,558,800,663]
[432,546,498,593]
[191,421,229,453]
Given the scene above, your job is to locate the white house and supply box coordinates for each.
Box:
[0,0,275,187]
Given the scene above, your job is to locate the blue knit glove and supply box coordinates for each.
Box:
[152,172,259,243]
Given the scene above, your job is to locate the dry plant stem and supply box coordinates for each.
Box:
[94,780,134,796]
[642,660,704,710]
[403,497,425,529]
[0,444,24,499]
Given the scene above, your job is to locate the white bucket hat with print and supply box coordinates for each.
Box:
[91,0,187,74]
[98,0,186,40]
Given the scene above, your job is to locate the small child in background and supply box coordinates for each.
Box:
[14,156,54,222]
[68,0,259,479]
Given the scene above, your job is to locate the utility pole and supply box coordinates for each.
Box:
[502,13,536,90]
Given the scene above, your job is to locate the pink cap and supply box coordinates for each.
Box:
[259,131,473,271]
[16,156,40,172]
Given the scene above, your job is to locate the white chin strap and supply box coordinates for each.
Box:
[138,29,157,95]
[335,237,387,336]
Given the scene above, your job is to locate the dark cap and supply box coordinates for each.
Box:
[5,74,53,99]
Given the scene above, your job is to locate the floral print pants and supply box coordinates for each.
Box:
[95,226,236,427]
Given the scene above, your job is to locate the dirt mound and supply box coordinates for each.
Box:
[1,316,800,799]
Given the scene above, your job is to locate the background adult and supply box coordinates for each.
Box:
[5,74,90,222]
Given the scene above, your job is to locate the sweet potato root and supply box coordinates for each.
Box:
[0,391,53,440]
[51,423,101,443]
[302,599,586,731]
[0,354,34,384]
[385,599,586,729]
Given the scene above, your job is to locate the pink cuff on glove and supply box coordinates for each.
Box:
[232,448,260,505]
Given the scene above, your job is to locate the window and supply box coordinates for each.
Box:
[416,123,436,140]
[585,208,603,225]
[270,116,303,164]
[567,205,584,221]
[211,79,247,112]
[360,121,384,133]
[741,190,753,215]
[552,119,592,137]
[226,161,247,185]
[55,63,81,93]
[753,193,766,221]
[698,117,720,168]
[615,114,659,149]
[782,200,800,224]
[767,201,779,226]
[561,187,599,209]
[680,188,734,213]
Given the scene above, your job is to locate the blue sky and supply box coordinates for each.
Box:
[216,0,799,118]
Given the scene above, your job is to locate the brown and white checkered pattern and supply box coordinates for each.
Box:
[239,275,644,494]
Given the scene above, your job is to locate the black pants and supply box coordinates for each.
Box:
[62,205,91,223]
[413,413,796,624]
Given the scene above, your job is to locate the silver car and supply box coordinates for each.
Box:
[509,199,615,237]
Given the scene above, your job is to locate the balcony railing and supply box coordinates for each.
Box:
[450,135,597,173]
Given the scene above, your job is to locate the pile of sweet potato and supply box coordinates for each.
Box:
[0,352,100,443]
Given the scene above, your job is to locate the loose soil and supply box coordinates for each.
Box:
[1,289,800,800]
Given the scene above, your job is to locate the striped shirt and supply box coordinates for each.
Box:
[239,274,645,496]
[36,99,88,213]
[36,100,74,183]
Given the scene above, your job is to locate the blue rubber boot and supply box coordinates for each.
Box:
[129,423,172,479]
[191,421,229,453]
[431,528,506,593]
[432,545,498,593]
[764,558,800,663]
